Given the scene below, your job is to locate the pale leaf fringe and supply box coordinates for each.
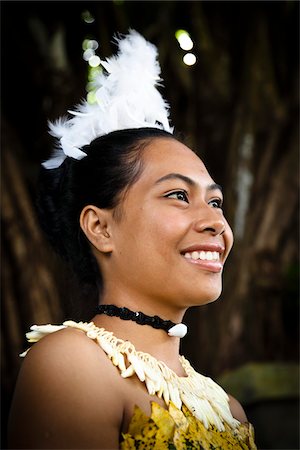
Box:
[21,320,240,431]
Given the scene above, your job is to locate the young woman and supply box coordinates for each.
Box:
[8,31,256,449]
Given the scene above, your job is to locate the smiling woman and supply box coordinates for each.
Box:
[94,137,233,311]
[7,30,256,449]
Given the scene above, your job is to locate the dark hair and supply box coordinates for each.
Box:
[37,127,176,295]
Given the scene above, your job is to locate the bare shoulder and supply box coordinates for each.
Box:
[228,394,248,423]
[8,326,124,449]
[20,325,115,370]
[17,326,123,391]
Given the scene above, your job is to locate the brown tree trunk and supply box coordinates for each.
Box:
[1,122,64,419]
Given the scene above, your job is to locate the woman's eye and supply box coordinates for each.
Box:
[209,198,223,209]
[165,190,189,203]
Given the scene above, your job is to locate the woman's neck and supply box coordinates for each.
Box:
[98,286,186,321]
[91,310,186,376]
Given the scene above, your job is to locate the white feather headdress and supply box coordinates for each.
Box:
[43,30,173,169]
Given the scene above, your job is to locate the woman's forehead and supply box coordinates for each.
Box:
[141,138,211,181]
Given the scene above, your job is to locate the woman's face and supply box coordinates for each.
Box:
[107,138,233,313]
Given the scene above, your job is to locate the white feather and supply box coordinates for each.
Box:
[43,29,173,169]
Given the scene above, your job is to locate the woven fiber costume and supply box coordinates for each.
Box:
[21,322,257,449]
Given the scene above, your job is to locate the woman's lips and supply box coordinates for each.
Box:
[181,245,225,273]
[183,255,223,273]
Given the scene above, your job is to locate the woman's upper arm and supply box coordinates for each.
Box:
[228,394,248,423]
[8,328,124,449]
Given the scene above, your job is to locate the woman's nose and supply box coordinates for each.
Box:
[193,207,226,236]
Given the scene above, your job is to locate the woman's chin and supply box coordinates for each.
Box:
[187,287,223,307]
[203,293,222,305]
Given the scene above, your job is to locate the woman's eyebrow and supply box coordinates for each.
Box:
[155,173,196,186]
[154,173,223,193]
[207,183,223,193]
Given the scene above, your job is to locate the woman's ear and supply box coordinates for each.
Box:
[79,205,113,253]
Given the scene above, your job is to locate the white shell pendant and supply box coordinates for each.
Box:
[167,323,187,338]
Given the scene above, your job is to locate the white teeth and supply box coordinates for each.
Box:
[206,251,213,260]
[183,251,220,261]
[191,251,199,260]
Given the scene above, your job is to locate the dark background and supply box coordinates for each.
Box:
[1,1,299,449]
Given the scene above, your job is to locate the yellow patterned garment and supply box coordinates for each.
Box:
[121,401,256,450]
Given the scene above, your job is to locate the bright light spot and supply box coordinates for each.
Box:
[87,91,97,104]
[88,40,98,50]
[86,81,95,91]
[175,29,186,40]
[183,53,196,66]
[88,55,101,67]
[82,39,90,50]
[83,48,95,61]
[88,67,102,80]
[82,10,95,24]
[179,35,193,51]
[175,29,194,51]
[82,39,99,51]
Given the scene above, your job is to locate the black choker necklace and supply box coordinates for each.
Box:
[95,304,187,338]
